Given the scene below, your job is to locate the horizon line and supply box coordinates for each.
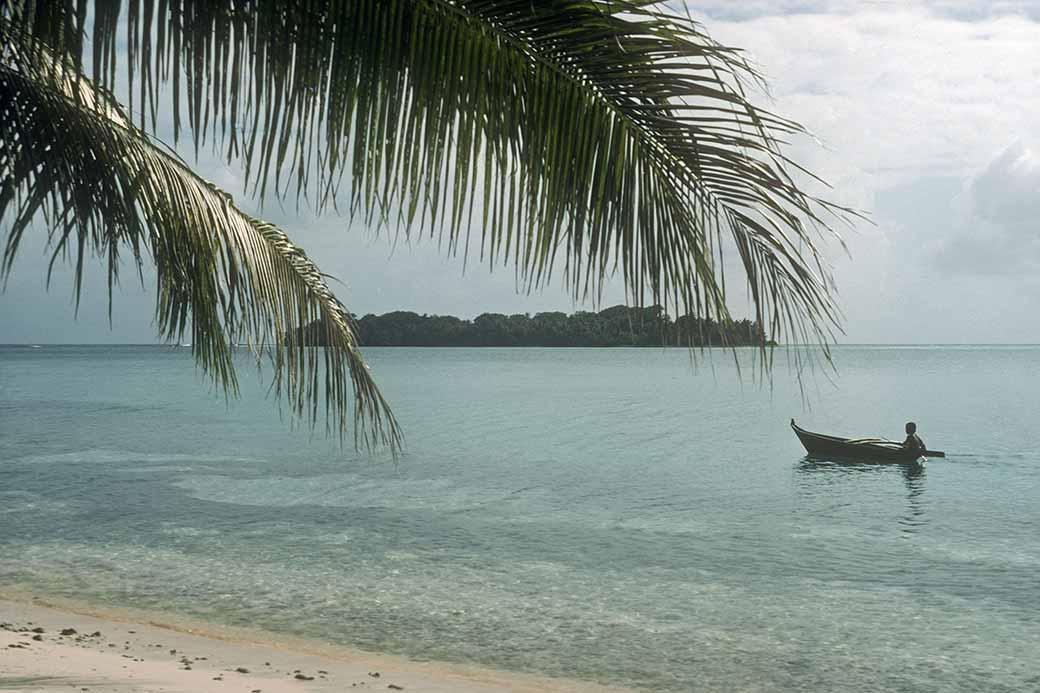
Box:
[3,342,1040,348]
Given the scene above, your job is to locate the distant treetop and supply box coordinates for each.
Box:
[293,305,772,348]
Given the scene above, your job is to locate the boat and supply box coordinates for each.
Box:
[791,419,944,462]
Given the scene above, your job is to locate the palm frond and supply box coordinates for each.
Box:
[0,24,401,451]
[7,0,852,360]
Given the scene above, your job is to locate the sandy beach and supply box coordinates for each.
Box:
[0,596,627,693]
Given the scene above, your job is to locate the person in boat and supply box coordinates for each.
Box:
[903,422,926,456]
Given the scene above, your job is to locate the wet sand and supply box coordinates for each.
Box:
[0,596,627,692]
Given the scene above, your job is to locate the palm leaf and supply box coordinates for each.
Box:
[8,0,853,359]
[0,24,401,451]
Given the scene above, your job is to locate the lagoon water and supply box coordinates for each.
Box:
[1,345,1039,691]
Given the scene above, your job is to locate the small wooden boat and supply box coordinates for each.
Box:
[791,420,944,462]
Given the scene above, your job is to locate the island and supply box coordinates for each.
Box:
[292,305,774,347]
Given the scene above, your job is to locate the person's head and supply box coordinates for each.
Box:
[905,422,917,435]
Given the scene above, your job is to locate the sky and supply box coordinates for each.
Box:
[2,0,1039,344]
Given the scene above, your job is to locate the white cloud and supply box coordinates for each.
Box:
[970,144,1040,224]
[694,0,1040,22]
[698,6,1040,190]
[930,143,1040,274]
[687,4,1040,341]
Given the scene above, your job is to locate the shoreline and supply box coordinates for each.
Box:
[0,593,628,692]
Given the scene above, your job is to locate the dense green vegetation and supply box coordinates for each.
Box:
[294,306,770,347]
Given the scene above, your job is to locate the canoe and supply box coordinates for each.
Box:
[790,420,943,462]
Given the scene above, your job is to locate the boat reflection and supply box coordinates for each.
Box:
[899,463,927,534]
[796,455,928,534]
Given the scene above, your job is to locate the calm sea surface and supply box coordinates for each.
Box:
[1,345,1038,691]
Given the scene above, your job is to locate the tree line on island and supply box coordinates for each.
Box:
[293,305,774,347]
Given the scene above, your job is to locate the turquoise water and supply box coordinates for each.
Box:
[1,345,1039,691]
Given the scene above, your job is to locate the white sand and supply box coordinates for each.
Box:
[0,596,628,693]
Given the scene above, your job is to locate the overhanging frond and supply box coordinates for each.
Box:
[0,26,401,450]
[6,0,853,361]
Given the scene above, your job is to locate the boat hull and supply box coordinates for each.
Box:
[791,421,923,463]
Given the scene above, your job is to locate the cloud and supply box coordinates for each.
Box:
[693,1,1040,22]
[929,143,1040,274]
[696,6,1040,196]
[687,4,1040,341]
[970,144,1040,224]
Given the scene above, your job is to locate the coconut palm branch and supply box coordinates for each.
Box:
[2,1,853,446]
[0,24,401,450]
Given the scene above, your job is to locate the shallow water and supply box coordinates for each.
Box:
[1,345,1039,691]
